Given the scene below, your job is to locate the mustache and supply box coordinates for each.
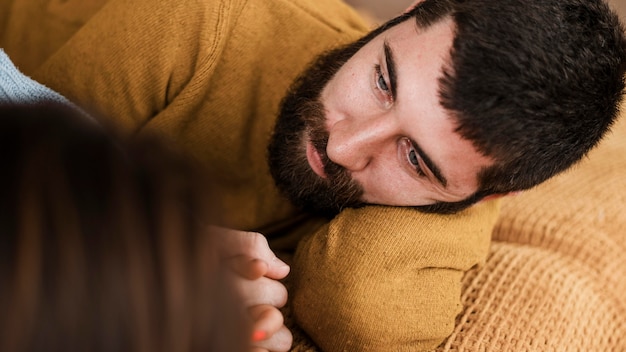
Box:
[300,100,365,212]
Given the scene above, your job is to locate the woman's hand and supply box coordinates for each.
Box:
[211,227,293,351]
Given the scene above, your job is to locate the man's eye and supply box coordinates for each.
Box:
[378,73,389,92]
[400,138,427,178]
[408,148,426,177]
[375,65,391,94]
[408,149,419,166]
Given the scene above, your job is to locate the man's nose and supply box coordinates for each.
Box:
[326,113,398,172]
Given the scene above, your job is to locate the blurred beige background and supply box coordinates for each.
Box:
[345,0,626,24]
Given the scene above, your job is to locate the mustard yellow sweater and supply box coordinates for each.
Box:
[3,0,501,350]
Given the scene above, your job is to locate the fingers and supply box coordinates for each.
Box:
[227,256,288,308]
[249,304,283,341]
[229,255,269,280]
[234,276,288,308]
[263,255,291,281]
[208,227,293,351]
[251,325,293,352]
[209,226,290,280]
[249,305,292,352]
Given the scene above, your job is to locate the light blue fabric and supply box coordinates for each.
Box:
[0,49,72,106]
[0,48,94,123]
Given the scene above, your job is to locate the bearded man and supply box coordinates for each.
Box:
[3,0,624,350]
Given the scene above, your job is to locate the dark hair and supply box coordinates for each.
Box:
[371,0,626,213]
[0,104,249,352]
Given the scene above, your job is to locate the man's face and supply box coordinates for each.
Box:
[268,17,493,216]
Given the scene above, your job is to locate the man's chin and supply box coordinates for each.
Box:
[294,199,365,218]
[282,182,366,217]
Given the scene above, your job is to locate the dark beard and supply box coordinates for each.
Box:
[267,41,368,217]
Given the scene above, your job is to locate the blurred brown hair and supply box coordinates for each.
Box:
[0,103,249,352]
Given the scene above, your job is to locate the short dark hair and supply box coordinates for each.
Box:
[383,0,626,213]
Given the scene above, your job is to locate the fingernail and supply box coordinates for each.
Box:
[273,256,289,268]
[252,330,267,342]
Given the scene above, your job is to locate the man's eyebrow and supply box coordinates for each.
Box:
[384,40,447,188]
[383,40,398,98]
[412,139,448,188]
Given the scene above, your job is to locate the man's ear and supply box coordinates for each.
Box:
[479,192,522,203]
[405,0,424,13]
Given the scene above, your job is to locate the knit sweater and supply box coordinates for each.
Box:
[32,0,371,233]
[4,0,500,350]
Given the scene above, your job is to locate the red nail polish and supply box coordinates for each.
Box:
[252,330,267,342]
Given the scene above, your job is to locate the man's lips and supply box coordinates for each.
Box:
[306,140,327,178]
